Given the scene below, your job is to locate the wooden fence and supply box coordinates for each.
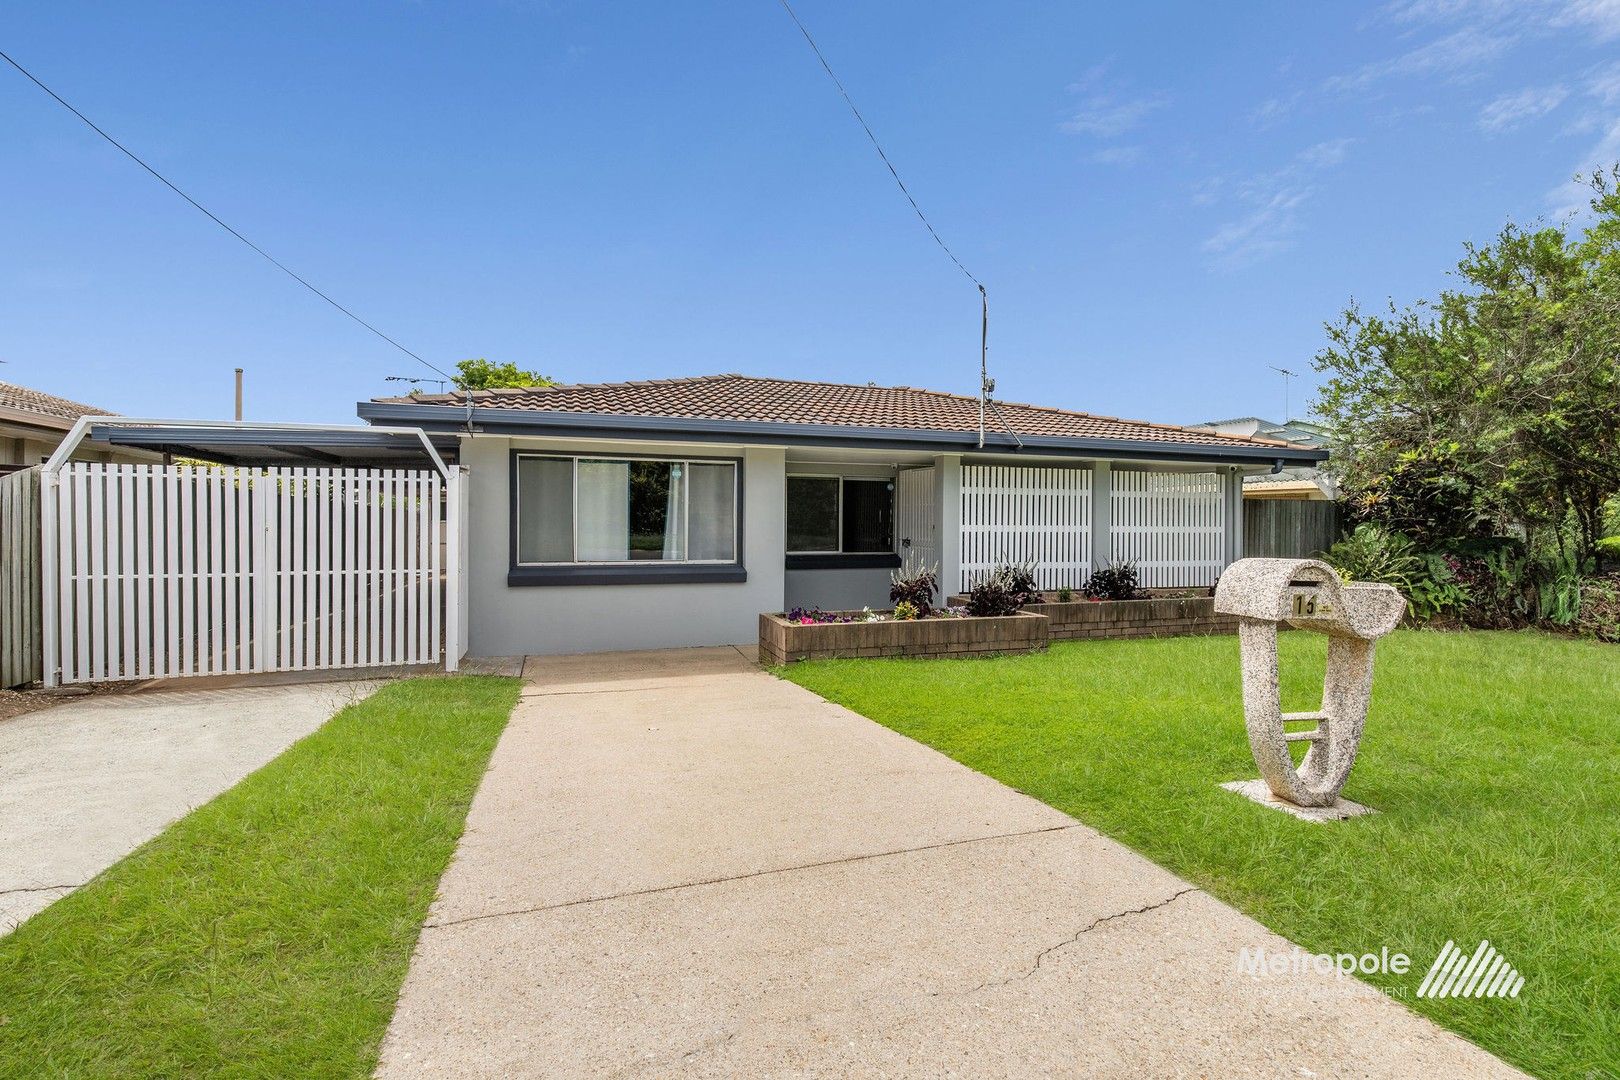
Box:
[1243,498,1341,559]
[1,467,43,687]
[1110,470,1227,588]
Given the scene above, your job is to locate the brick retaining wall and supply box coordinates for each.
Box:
[759,611,1048,665]
[945,595,1238,641]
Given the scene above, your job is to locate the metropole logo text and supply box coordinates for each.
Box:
[1237,939,1525,1000]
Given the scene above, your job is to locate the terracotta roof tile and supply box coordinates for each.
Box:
[377,374,1293,449]
[0,380,117,426]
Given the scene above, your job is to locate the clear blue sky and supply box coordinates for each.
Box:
[4,2,1617,426]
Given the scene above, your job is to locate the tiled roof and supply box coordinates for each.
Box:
[378,374,1294,449]
[0,380,116,427]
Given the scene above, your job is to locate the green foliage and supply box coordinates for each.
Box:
[1536,546,1587,626]
[1082,561,1146,601]
[1325,524,1421,588]
[1445,545,1533,627]
[1055,586,1075,603]
[1574,574,1620,641]
[888,554,939,617]
[1325,525,1470,620]
[453,357,553,390]
[964,561,1040,617]
[1315,167,1620,560]
[0,676,521,1078]
[891,599,919,621]
[1597,535,1620,561]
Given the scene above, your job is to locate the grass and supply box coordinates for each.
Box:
[782,630,1619,1080]
[0,675,521,1080]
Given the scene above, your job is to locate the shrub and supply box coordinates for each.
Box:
[1597,536,1620,564]
[1326,524,1422,589]
[1574,574,1620,642]
[1535,547,1587,627]
[892,600,919,621]
[964,561,1040,617]
[888,555,939,617]
[1055,586,1074,603]
[1083,561,1145,601]
[1444,546,1533,628]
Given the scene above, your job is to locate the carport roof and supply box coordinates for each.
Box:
[82,421,457,471]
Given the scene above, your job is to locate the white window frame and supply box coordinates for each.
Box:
[514,452,741,566]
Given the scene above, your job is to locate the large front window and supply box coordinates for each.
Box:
[516,454,739,564]
[786,476,893,553]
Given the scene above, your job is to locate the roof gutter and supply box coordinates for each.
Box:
[355,401,1328,467]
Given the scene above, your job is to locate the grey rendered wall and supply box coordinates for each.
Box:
[784,567,892,612]
[462,436,786,656]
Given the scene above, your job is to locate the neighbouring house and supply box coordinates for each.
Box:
[1193,417,1335,500]
[355,375,1326,656]
[0,380,164,475]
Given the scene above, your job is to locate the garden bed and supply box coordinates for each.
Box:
[759,610,1048,664]
[946,594,1237,640]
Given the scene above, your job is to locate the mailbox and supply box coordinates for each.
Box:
[1214,558,1405,808]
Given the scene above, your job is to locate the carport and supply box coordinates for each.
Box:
[38,418,468,687]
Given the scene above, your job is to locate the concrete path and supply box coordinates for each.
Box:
[0,681,378,934]
[379,648,1522,1079]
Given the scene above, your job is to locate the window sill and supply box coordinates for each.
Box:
[508,564,749,587]
[784,552,902,571]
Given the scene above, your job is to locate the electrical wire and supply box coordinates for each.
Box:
[0,48,457,386]
[775,1,981,291]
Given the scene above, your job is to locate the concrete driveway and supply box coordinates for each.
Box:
[0,680,378,934]
[379,647,1521,1079]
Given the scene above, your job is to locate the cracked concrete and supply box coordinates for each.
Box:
[974,885,1203,992]
[0,680,379,936]
[377,647,1523,1079]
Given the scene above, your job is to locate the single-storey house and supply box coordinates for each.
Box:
[357,375,1326,656]
[1193,416,1335,501]
[1,380,163,475]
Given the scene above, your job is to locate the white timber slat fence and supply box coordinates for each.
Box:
[1109,470,1226,587]
[1,467,43,687]
[43,463,447,685]
[960,465,1091,591]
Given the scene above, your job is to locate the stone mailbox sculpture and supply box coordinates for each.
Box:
[1213,558,1405,810]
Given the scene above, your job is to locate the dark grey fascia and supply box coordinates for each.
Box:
[354,401,1329,467]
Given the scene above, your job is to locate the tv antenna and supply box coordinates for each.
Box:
[1270,366,1298,422]
[385,374,449,394]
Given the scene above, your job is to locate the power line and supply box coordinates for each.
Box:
[775,1,981,290]
[0,48,457,387]
[774,2,998,444]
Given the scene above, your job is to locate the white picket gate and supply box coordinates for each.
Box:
[960,464,1091,590]
[42,463,452,685]
[1109,470,1226,587]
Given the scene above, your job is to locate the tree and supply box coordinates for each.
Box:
[1313,168,1620,559]
[453,358,553,391]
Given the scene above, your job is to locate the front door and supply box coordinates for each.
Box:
[895,466,938,580]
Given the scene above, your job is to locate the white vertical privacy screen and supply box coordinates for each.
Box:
[960,465,1092,590]
[46,464,444,684]
[1109,470,1226,587]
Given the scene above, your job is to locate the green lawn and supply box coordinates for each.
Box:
[782,630,1619,1080]
[0,675,521,1080]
